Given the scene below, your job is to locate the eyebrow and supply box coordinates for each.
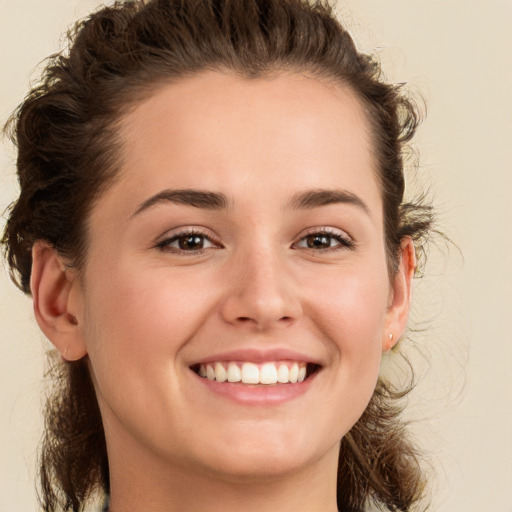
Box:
[132,187,370,218]
[132,189,231,217]
[288,188,370,215]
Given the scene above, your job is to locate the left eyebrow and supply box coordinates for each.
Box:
[288,188,371,215]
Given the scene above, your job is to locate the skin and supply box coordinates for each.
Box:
[31,71,415,512]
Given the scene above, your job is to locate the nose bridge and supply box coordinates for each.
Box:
[220,237,301,329]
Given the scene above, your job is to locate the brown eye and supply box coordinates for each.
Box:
[305,234,332,249]
[295,230,354,251]
[178,234,206,250]
[157,231,217,252]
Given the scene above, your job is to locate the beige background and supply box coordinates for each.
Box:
[1,1,511,511]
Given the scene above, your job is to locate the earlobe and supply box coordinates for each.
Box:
[383,237,416,352]
[383,332,395,352]
[31,241,87,361]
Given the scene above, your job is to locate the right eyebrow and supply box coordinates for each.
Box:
[131,189,231,217]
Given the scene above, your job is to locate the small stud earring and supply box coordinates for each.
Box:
[388,333,393,342]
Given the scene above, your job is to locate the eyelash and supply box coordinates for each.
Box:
[155,227,355,255]
[155,229,221,255]
[294,227,355,252]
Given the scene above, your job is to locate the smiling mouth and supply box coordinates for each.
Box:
[191,361,321,385]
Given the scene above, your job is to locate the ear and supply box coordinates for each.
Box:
[31,241,87,361]
[383,237,416,352]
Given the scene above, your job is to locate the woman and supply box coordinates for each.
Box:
[2,0,432,511]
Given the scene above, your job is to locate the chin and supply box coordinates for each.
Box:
[190,426,334,482]
[201,453,313,483]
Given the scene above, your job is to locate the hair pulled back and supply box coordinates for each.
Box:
[2,1,432,510]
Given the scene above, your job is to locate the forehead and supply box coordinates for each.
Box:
[109,71,381,217]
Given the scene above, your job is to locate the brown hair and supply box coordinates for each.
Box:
[2,0,432,510]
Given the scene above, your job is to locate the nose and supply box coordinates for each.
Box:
[219,245,303,331]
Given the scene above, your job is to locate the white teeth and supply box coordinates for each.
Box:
[277,364,289,383]
[227,362,241,382]
[260,363,278,384]
[215,362,227,382]
[197,361,312,385]
[241,362,260,384]
[289,362,299,383]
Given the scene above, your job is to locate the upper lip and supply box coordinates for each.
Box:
[189,348,323,366]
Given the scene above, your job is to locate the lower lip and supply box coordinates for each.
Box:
[192,370,318,405]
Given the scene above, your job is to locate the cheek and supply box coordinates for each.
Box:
[86,260,207,343]
[303,264,389,401]
[81,261,215,396]
[305,263,390,343]
[80,263,219,447]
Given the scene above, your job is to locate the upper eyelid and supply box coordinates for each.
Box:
[156,226,217,240]
[295,226,353,241]
[155,227,221,248]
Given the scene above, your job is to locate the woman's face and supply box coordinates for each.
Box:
[70,72,411,481]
